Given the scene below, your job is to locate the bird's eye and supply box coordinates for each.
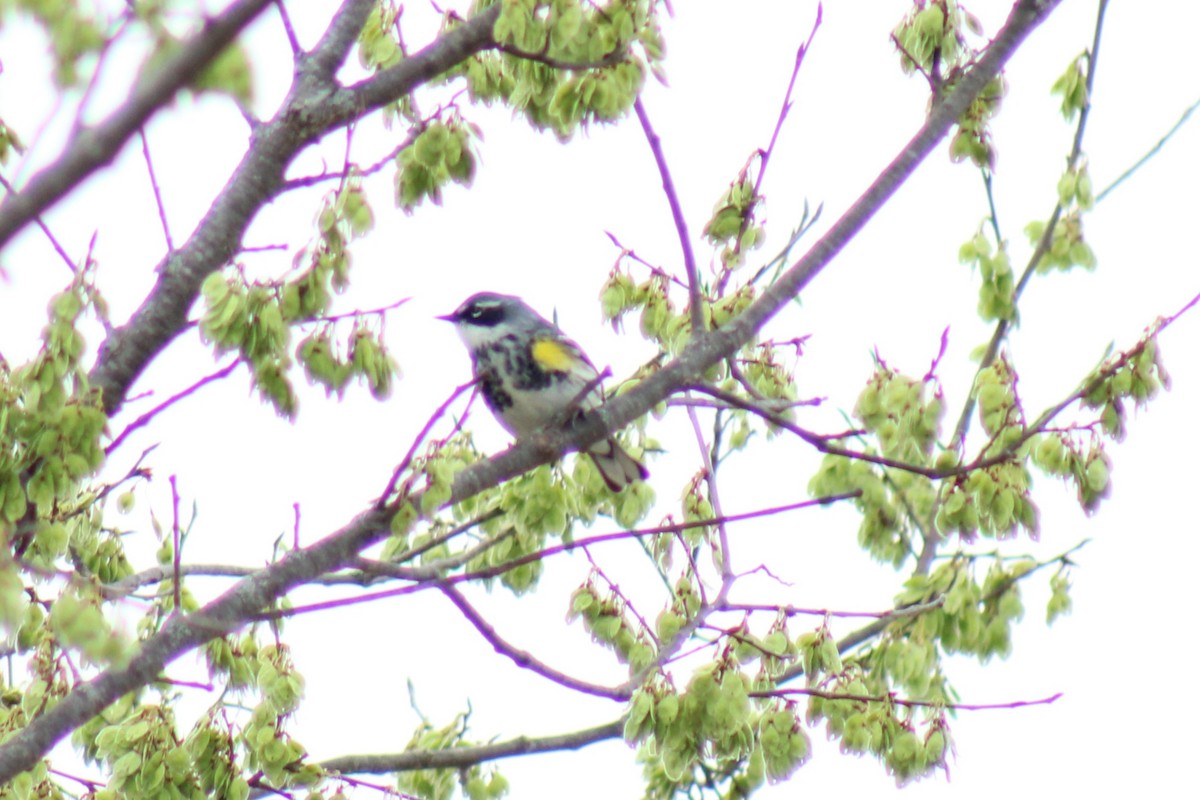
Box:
[468,305,484,318]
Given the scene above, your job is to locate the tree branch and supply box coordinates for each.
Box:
[438,583,628,700]
[927,0,1108,574]
[634,98,703,332]
[316,719,623,775]
[0,0,278,248]
[0,1,1062,783]
[87,2,502,415]
[448,0,1064,503]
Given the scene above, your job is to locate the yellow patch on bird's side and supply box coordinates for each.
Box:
[531,338,576,373]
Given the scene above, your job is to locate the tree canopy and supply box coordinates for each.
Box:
[0,0,1196,798]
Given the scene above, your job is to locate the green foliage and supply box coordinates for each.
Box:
[703,166,765,270]
[200,274,297,415]
[1081,334,1168,439]
[855,365,944,464]
[187,712,250,800]
[892,0,982,76]
[136,29,255,104]
[1046,570,1072,624]
[240,645,319,789]
[396,116,479,211]
[48,586,131,667]
[0,3,1185,798]
[892,1,1004,168]
[631,664,811,798]
[569,574,656,671]
[806,666,950,786]
[949,74,1005,169]
[82,705,206,800]
[0,759,61,800]
[1051,51,1090,120]
[358,2,405,71]
[461,0,660,137]
[396,711,509,800]
[959,225,1015,322]
[807,365,949,566]
[1025,211,1096,273]
[201,181,396,415]
[894,555,1031,662]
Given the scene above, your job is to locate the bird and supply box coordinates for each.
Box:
[438,292,648,491]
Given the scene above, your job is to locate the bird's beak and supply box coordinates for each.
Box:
[435,312,458,322]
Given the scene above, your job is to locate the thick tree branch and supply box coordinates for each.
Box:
[0,505,393,783]
[449,0,1064,503]
[0,0,277,248]
[0,1,1061,784]
[88,3,503,415]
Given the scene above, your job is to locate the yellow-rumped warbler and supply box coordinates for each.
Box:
[439,292,648,491]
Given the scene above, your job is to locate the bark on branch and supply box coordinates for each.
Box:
[88,1,503,414]
[0,0,277,248]
[0,0,1062,785]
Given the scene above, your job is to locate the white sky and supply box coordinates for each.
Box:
[1,1,1198,797]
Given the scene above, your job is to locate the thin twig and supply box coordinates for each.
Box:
[755,687,1063,712]
[105,361,241,455]
[634,98,703,333]
[925,0,1110,576]
[279,131,417,192]
[315,719,624,776]
[720,4,822,290]
[1096,95,1200,203]
[0,174,78,275]
[495,42,627,71]
[302,297,409,325]
[438,583,627,700]
[138,128,174,253]
[720,594,946,621]
[0,0,278,248]
[377,379,479,506]
[169,475,182,613]
[274,0,302,56]
[260,493,861,622]
[685,403,733,582]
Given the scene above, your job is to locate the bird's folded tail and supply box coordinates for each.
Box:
[587,438,650,492]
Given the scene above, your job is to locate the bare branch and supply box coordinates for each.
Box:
[448,0,1065,503]
[105,360,241,456]
[721,595,946,621]
[1096,94,1200,203]
[88,3,502,415]
[0,175,79,275]
[138,128,174,253]
[316,719,623,776]
[0,2,1062,783]
[260,493,861,622]
[756,687,1063,712]
[0,0,278,247]
[495,42,629,71]
[718,4,822,290]
[634,98,703,332]
[438,583,627,700]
